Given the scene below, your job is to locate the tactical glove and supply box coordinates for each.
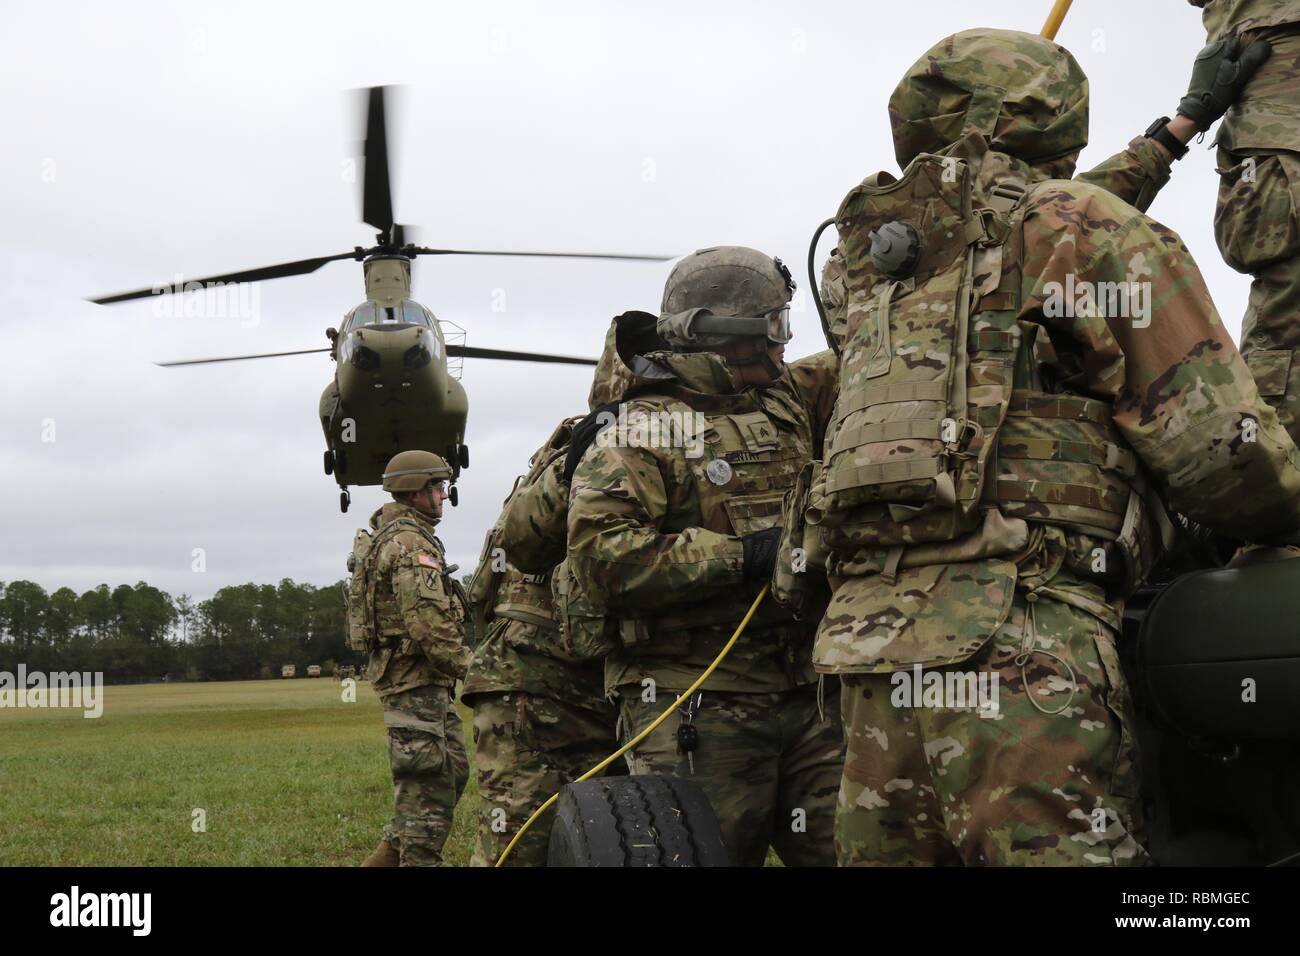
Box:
[741,526,782,581]
[1177,35,1272,131]
[563,401,621,484]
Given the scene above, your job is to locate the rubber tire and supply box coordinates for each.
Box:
[323,449,334,476]
[547,775,730,867]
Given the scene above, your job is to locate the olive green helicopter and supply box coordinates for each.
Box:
[91,86,670,512]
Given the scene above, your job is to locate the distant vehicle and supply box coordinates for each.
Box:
[281,664,296,679]
[336,665,357,681]
[307,665,322,678]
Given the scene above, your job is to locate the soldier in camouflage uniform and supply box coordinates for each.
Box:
[565,251,843,867]
[356,450,470,867]
[462,320,630,867]
[817,37,1255,350]
[810,29,1300,867]
[1188,1,1300,440]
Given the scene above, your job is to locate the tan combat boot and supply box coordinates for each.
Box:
[361,838,400,867]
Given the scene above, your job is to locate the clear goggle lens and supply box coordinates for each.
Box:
[766,306,792,344]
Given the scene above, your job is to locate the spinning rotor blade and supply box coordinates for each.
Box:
[156,347,331,367]
[362,86,395,237]
[449,344,597,366]
[90,252,359,304]
[414,247,672,262]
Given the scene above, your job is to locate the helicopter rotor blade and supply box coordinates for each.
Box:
[448,344,597,366]
[156,347,331,367]
[361,86,395,238]
[90,252,360,304]
[413,247,673,262]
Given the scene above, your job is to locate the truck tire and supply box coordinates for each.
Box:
[547,775,730,867]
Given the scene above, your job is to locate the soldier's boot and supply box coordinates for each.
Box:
[360,838,400,867]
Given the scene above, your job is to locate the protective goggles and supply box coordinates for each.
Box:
[689,305,792,344]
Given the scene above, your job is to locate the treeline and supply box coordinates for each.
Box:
[0,579,360,683]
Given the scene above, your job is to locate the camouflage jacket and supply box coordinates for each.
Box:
[820,135,1175,351]
[813,144,1300,673]
[1193,0,1300,40]
[365,501,469,697]
[463,422,605,705]
[567,350,832,694]
[1191,1,1300,151]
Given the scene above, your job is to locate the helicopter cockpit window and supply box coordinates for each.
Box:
[342,301,436,332]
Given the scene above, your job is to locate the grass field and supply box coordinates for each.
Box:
[0,678,481,866]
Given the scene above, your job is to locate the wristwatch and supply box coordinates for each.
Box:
[1145,116,1189,161]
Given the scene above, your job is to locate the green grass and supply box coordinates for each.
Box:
[0,679,481,867]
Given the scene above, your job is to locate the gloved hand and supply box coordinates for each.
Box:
[1177,35,1272,131]
[563,402,621,484]
[741,527,782,581]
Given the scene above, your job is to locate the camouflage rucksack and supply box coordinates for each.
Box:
[344,517,431,653]
[465,417,578,637]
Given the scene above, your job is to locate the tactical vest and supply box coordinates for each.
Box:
[612,381,812,650]
[345,516,445,653]
[812,150,1165,593]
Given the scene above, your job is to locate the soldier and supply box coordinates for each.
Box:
[817,41,1258,351]
[461,321,630,867]
[564,249,843,867]
[810,28,1300,867]
[1187,1,1300,440]
[350,450,470,867]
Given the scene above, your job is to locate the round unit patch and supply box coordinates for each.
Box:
[705,458,733,486]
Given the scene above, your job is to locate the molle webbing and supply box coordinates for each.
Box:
[991,389,1135,534]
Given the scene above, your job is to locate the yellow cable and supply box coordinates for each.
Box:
[493,583,770,867]
[1041,0,1074,40]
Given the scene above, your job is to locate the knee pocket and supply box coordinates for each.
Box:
[1215,149,1300,272]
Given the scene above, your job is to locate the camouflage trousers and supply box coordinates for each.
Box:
[469,691,617,867]
[617,681,844,867]
[836,593,1150,866]
[380,684,468,867]
[1215,144,1300,442]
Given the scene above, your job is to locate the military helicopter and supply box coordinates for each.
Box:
[91,86,670,512]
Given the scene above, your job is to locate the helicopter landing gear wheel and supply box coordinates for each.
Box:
[323,449,334,476]
[340,489,351,514]
[448,485,459,507]
[458,444,469,469]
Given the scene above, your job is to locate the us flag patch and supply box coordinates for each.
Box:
[417,553,440,569]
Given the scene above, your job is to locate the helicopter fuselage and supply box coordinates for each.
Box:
[319,298,468,490]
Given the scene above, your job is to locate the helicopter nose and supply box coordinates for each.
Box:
[345,325,434,380]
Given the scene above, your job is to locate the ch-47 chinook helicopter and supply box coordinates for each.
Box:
[91,86,670,512]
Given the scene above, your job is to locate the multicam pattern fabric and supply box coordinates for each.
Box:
[364,501,468,698]
[814,27,1300,867]
[469,691,616,867]
[835,587,1147,866]
[1193,3,1300,441]
[380,684,468,867]
[567,350,819,694]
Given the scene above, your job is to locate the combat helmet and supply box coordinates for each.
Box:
[657,246,795,350]
[889,28,1089,177]
[381,450,452,493]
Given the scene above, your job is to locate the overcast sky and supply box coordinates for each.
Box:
[0,0,1241,601]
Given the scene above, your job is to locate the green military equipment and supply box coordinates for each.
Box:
[1139,555,1300,742]
[868,221,921,278]
[89,86,670,512]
